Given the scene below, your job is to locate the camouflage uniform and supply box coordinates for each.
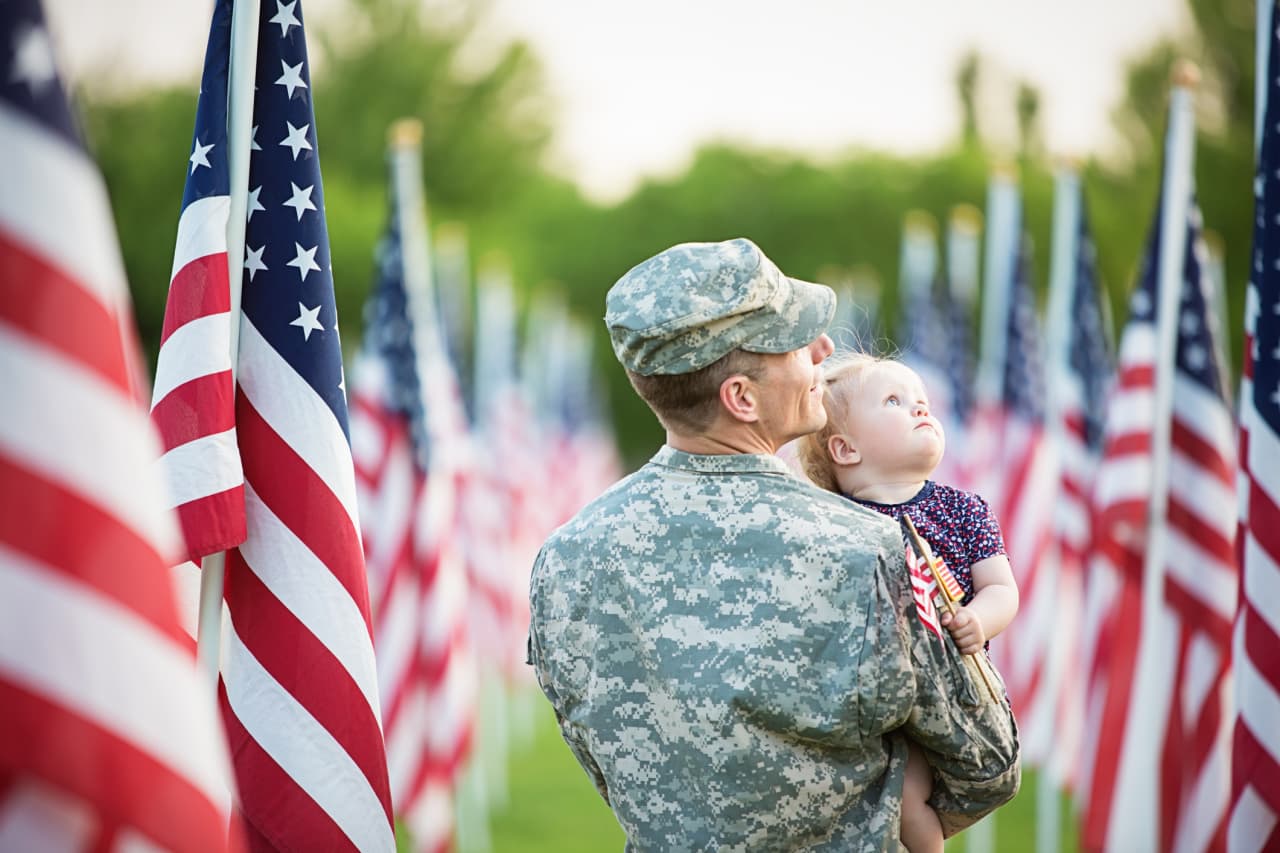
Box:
[527,239,1020,851]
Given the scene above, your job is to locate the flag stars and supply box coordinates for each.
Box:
[1183,344,1207,372]
[280,122,312,160]
[1131,289,1153,318]
[269,0,301,36]
[250,125,261,151]
[1179,310,1200,336]
[287,242,321,281]
[189,138,214,174]
[283,182,317,220]
[290,302,324,340]
[245,245,268,281]
[275,59,308,99]
[11,24,57,92]
[247,185,265,221]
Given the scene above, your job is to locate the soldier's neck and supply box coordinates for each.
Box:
[666,427,777,457]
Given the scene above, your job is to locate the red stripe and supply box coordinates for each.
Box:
[1104,429,1152,459]
[1080,562,1144,850]
[0,679,230,852]
[174,485,246,564]
[1242,600,1280,714]
[151,371,236,453]
[1231,723,1280,815]
[223,548,393,824]
[1164,579,1232,646]
[0,454,191,647]
[218,683,358,853]
[1248,480,1280,566]
[160,253,230,346]
[1171,419,1235,484]
[0,231,131,392]
[1116,363,1155,388]
[236,391,375,636]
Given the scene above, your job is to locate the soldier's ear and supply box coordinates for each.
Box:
[828,433,859,465]
[719,374,760,423]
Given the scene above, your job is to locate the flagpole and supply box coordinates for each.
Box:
[968,166,1020,853]
[1107,61,1199,851]
[196,0,259,688]
[1035,162,1082,853]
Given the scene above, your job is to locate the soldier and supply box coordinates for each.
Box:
[527,238,1020,851]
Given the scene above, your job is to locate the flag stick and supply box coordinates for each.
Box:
[195,0,260,688]
[1034,162,1083,853]
[902,516,1002,705]
[1108,62,1199,851]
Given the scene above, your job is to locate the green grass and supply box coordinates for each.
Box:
[487,697,1079,852]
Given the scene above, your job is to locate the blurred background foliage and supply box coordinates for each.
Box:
[77,0,1252,468]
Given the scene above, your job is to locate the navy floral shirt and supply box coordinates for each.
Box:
[846,481,1006,605]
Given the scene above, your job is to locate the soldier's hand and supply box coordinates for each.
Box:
[939,607,986,656]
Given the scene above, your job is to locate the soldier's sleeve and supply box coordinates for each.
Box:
[526,544,611,805]
[875,525,1022,836]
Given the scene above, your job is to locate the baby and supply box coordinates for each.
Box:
[798,352,1019,853]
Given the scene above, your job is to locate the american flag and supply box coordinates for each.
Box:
[0,0,236,849]
[150,1,395,849]
[1048,202,1112,792]
[350,129,475,852]
[1230,8,1280,847]
[984,236,1058,769]
[1080,195,1236,851]
[905,539,945,643]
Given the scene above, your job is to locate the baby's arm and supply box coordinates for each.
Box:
[939,555,1019,655]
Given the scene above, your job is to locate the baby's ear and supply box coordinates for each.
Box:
[828,434,860,466]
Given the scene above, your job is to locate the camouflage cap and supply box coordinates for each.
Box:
[605,238,837,376]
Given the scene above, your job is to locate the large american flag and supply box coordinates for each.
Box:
[1047,203,1112,792]
[0,0,236,848]
[1230,6,1280,847]
[984,236,1058,768]
[150,1,394,849]
[350,133,475,853]
[1080,196,1236,851]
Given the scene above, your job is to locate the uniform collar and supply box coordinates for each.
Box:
[651,444,796,476]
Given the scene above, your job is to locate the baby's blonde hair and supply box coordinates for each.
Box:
[797,351,892,493]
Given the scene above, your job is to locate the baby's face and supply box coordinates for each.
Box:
[838,361,945,477]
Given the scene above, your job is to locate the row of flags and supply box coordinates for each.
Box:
[883,47,1276,853]
[0,0,620,850]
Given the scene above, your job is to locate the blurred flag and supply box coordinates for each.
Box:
[350,121,475,852]
[149,1,394,848]
[0,0,236,848]
[1049,201,1113,792]
[984,236,1058,768]
[904,542,944,643]
[1230,8,1280,848]
[1080,189,1236,849]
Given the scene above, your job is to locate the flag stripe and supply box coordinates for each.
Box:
[161,255,231,346]
[0,454,183,639]
[236,393,373,634]
[0,329,178,557]
[0,547,227,804]
[221,624,395,852]
[152,314,234,407]
[151,378,237,454]
[172,486,246,560]
[0,234,130,392]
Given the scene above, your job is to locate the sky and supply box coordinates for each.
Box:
[43,0,1191,202]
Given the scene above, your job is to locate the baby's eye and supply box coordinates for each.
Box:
[885,395,900,407]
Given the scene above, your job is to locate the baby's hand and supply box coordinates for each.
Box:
[939,607,986,656]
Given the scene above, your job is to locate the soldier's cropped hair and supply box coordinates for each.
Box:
[626,348,766,434]
[797,351,888,492]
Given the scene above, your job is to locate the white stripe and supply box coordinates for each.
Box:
[385,684,430,800]
[1236,646,1280,788]
[0,778,97,853]
[1116,323,1156,368]
[1228,785,1276,853]
[0,545,231,807]
[170,196,230,281]
[1054,494,1090,549]
[1244,533,1280,639]
[1165,527,1237,623]
[240,483,382,723]
[1168,448,1237,541]
[1174,375,1237,457]
[0,103,129,318]
[1094,454,1152,510]
[155,428,243,509]
[1105,386,1156,437]
[1170,680,1232,853]
[404,782,453,853]
[237,319,361,530]
[375,576,420,720]
[222,624,395,853]
[0,328,178,557]
[425,647,476,757]
[1247,414,1280,511]
[151,313,233,407]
